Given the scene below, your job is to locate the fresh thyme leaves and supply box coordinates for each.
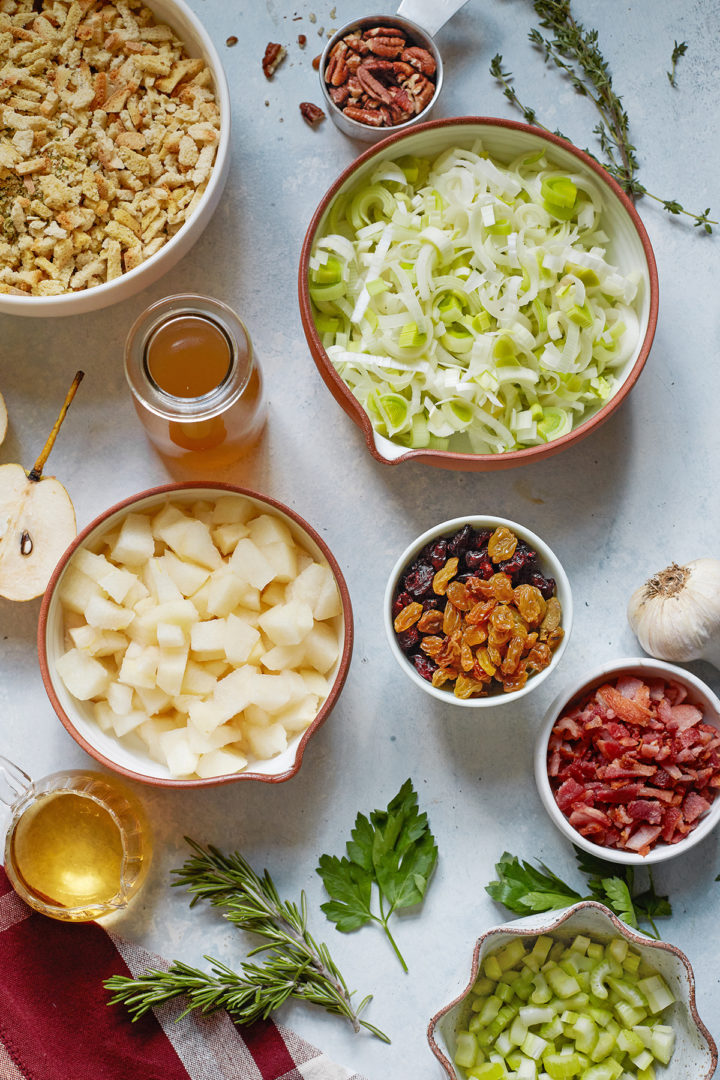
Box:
[316,779,438,973]
[667,40,688,87]
[486,849,672,939]
[104,839,389,1042]
[490,2,715,233]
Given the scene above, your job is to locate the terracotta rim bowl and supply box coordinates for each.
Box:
[299,116,659,471]
[0,0,231,318]
[535,657,720,864]
[38,482,353,787]
[427,900,718,1080]
[384,515,572,707]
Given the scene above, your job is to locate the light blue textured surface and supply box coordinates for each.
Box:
[0,1,718,1076]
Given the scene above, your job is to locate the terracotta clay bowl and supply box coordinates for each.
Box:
[299,116,658,471]
[428,901,718,1080]
[38,482,353,788]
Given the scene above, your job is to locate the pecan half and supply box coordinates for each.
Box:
[299,101,325,128]
[262,42,286,79]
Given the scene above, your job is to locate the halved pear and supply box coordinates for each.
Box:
[0,392,7,445]
[0,372,83,601]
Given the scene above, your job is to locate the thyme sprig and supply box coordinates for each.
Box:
[490,1,715,233]
[667,40,688,88]
[105,839,389,1042]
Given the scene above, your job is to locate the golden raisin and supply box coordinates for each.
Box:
[460,639,475,671]
[513,584,547,626]
[446,579,472,611]
[545,626,565,652]
[454,674,488,699]
[443,601,462,636]
[502,663,528,693]
[420,635,444,658]
[489,572,514,602]
[539,596,562,636]
[487,643,503,667]
[466,598,496,624]
[432,667,456,688]
[432,557,459,595]
[463,625,487,648]
[417,609,444,634]
[501,634,526,675]
[475,648,497,677]
[393,601,423,633]
[526,642,552,671]
[487,526,517,563]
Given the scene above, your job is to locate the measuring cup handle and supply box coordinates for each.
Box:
[396,0,470,37]
[0,757,32,808]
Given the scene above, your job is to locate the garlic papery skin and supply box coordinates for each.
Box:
[627,559,720,669]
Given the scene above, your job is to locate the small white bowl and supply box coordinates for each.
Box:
[427,900,718,1080]
[38,483,353,788]
[384,515,572,707]
[0,0,230,318]
[535,657,720,865]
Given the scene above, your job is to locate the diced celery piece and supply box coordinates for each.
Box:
[617,1028,645,1057]
[495,1030,514,1057]
[546,967,581,999]
[613,1001,647,1029]
[590,961,613,1000]
[560,1011,580,1026]
[509,1016,529,1047]
[472,996,491,1013]
[519,1006,555,1027]
[478,995,502,1025]
[522,1033,549,1060]
[637,1066,656,1080]
[570,936,591,956]
[455,1031,478,1069]
[649,1025,675,1065]
[571,1014,598,1054]
[607,939,628,966]
[637,975,674,1014]
[590,1030,617,1063]
[631,1049,654,1071]
[623,952,640,975]
[532,938,554,965]
[497,940,527,972]
[497,982,515,1003]
[580,1061,623,1080]
[531,973,552,1004]
[523,954,542,974]
[473,977,498,997]
[542,1051,585,1079]
[467,1063,506,1080]
[485,955,503,981]
[539,1017,565,1042]
[587,944,604,961]
[606,977,647,1010]
[549,943,566,964]
[588,1006,613,1027]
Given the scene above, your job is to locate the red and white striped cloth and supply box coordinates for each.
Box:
[0,868,368,1080]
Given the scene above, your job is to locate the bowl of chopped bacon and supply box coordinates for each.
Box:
[535,658,720,864]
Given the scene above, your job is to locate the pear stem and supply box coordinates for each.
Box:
[28,371,84,482]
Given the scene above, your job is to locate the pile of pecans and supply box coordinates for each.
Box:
[0,0,221,295]
[324,23,436,129]
[392,525,564,698]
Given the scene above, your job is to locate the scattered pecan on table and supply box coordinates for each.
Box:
[262,42,286,79]
[324,25,436,128]
[300,102,326,128]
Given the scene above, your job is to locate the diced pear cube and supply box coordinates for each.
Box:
[258,600,313,646]
[204,659,231,677]
[187,697,233,735]
[97,565,137,605]
[288,562,342,619]
[85,594,134,631]
[111,512,155,566]
[112,709,148,737]
[245,721,287,759]
[261,581,287,607]
[212,521,249,556]
[181,659,218,696]
[58,567,103,615]
[68,624,97,651]
[232,604,261,626]
[69,625,128,657]
[117,642,159,689]
[247,638,266,665]
[188,579,212,618]
[245,670,303,713]
[261,643,305,671]
[244,704,272,727]
[161,551,210,597]
[156,644,189,696]
[212,665,260,722]
[275,694,321,733]
[134,684,172,715]
[303,622,340,674]
[248,513,294,548]
[190,618,227,659]
[159,727,199,777]
[56,648,111,700]
[156,515,221,570]
[186,720,241,755]
[93,701,115,732]
[157,621,186,648]
[229,538,275,590]
[125,579,150,608]
[150,501,187,539]
[191,499,214,525]
[206,566,254,617]
[107,681,134,715]
[143,557,183,603]
[264,541,297,584]
[137,716,177,760]
[196,746,248,779]
[224,613,261,665]
[211,495,256,525]
[171,694,196,714]
[71,547,112,583]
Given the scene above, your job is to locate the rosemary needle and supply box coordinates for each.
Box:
[490,1,715,234]
[105,839,389,1042]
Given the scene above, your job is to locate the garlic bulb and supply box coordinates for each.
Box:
[627,559,720,669]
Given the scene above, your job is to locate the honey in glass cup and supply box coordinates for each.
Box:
[1,757,151,922]
[125,294,266,469]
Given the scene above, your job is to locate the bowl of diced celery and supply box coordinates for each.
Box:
[427,900,717,1080]
[299,116,658,472]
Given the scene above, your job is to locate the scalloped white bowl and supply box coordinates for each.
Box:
[427,901,718,1080]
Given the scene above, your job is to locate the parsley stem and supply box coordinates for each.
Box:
[375,897,409,973]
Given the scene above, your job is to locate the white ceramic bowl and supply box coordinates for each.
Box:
[38,483,353,787]
[0,0,231,318]
[427,901,718,1080]
[299,117,658,471]
[535,658,720,865]
[384,515,572,707]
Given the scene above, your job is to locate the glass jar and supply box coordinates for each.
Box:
[125,294,266,470]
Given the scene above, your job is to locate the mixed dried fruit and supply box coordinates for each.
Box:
[547,674,720,855]
[323,24,436,128]
[392,524,563,698]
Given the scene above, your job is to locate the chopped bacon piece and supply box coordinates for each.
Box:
[683,792,711,822]
[627,800,664,824]
[597,684,653,725]
[556,778,586,812]
[625,824,662,854]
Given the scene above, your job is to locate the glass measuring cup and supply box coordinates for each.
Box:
[1,757,152,922]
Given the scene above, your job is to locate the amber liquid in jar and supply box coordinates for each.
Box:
[125,295,266,470]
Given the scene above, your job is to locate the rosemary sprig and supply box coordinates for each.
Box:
[490,1,715,233]
[667,40,688,88]
[105,839,389,1042]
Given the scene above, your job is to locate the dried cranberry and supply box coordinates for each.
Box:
[397,627,420,652]
[447,524,474,556]
[422,596,445,611]
[410,653,437,681]
[468,552,494,580]
[527,572,555,599]
[392,590,413,618]
[428,539,448,569]
[403,563,435,597]
[473,528,493,548]
[464,549,487,572]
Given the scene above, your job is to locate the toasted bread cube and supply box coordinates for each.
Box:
[245,721,287,759]
[162,551,210,597]
[303,623,340,674]
[56,648,111,700]
[211,495,256,525]
[159,727,199,777]
[196,746,248,778]
[156,644,189,696]
[212,521,249,555]
[85,594,134,631]
[258,600,313,646]
[228,538,275,590]
[111,512,155,566]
